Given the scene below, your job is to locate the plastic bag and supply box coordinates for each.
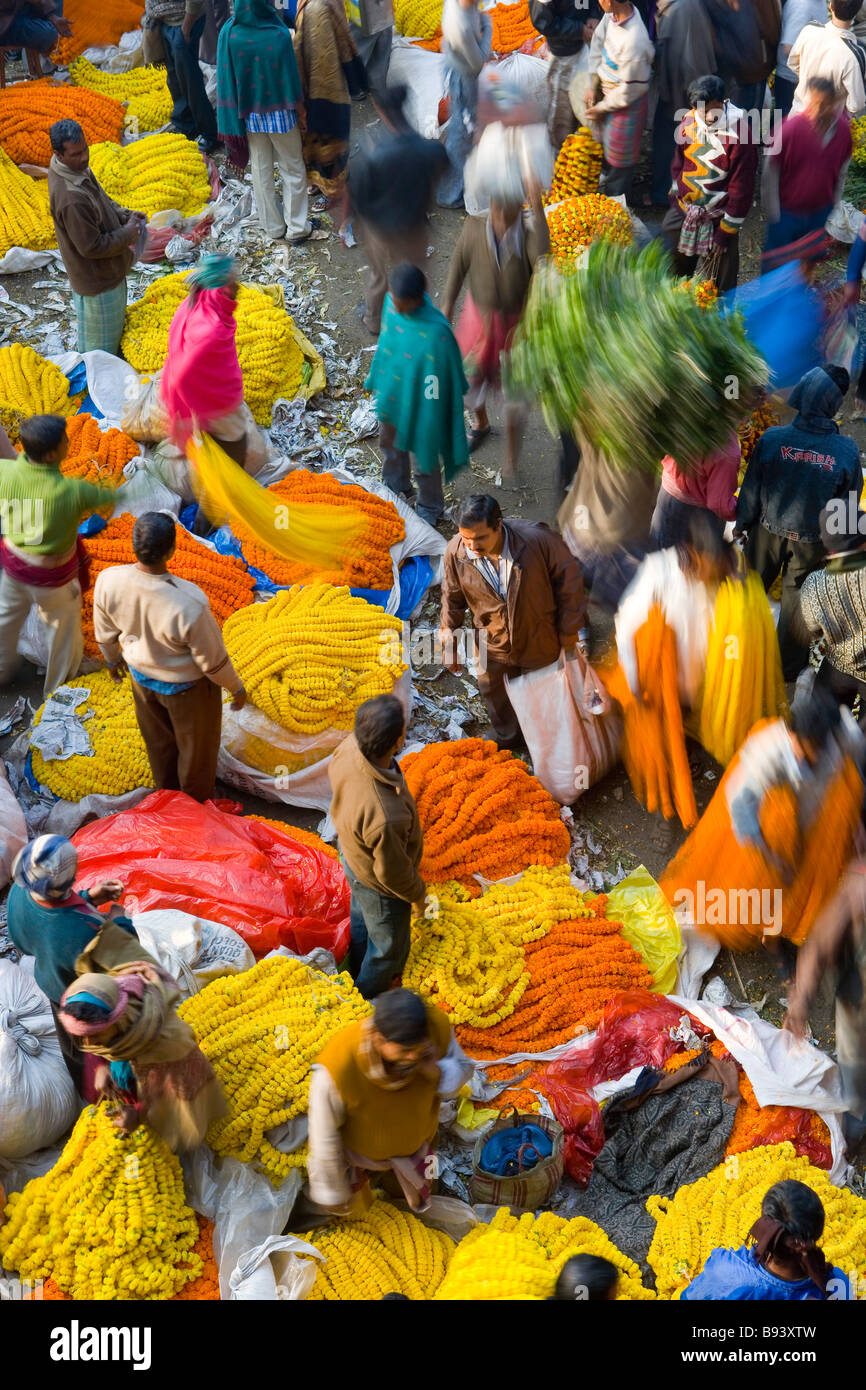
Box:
[604,864,682,994]
[543,990,711,1093]
[0,760,27,890]
[71,790,351,959]
[532,1074,604,1186]
[130,909,256,997]
[465,121,554,207]
[824,306,858,374]
[120,373,170,443]
[0,961,78,1160]
[723,260,824,391]
[505,649,622,804]
[111,461,181,519]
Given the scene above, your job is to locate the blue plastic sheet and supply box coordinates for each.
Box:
[723,262,824,390]
[78,514,108,537]
[65,362,104,420]
[24,750,57,800]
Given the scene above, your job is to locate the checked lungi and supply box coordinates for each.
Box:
[73,280,128,356]
[601,93,648,168]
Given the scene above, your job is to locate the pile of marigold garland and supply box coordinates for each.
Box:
[0,344,74,442]
[0,1105,201,1300]
[0,80,123,165]
[79,512,255,658]
[546,128,603,203]
[230,470,405,590]
[401,739,570,883]
[30,671,152,800]
[435,1208,655,1300]
[59,413,139,487]
[53,0,145,64]
[121,274,307,423]
[547,194,632,267]
[300,1200,455,1299]
[178,956,371,1181]
[89,133,212,217]
[403,864,654,1054]
[223,584,405,735]
[70,57,172,132]
[0,148,55,256]
[647,1142,866,1298]
[29,1217,219,1302]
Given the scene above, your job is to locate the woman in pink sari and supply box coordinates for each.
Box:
[160,254,249,467]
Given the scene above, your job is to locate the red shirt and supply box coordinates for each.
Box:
[775,111,852,214]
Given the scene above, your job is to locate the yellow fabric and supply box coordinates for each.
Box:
[187,433,363,566]
[604,864,682,994]
[317,1006,452,1161]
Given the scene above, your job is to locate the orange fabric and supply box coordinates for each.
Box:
[601,605,697,829]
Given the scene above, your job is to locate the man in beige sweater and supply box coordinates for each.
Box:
[328,694,425,998]
[93,511,246,802]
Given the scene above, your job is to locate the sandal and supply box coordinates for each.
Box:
[467,426,491,453]
[287,217,328,245]
[311,195,329,213]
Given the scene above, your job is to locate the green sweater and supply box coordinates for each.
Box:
[0,455,109,555]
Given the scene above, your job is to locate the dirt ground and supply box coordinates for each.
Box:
[0,105,854,1152]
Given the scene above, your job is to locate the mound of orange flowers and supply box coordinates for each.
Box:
[53,0,145,64]
[230,469,404,591]
[26,1216,219,1301]
[457,895,654,1058]
[80,513,255,659]
[416,2,541,54]
[663,1043,832,1168]
[245,814,340,862]
[0,81,124,167]
[59,413,139,487]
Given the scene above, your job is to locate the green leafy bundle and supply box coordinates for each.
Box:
[508,240,769,475]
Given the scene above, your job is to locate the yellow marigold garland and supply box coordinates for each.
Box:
[0,147,55,257]
[121,273,306,425]
[178,956,371,1181]
[647,1142,866,1299]
[0,343,74,443]
[435,1207,655,1300]
[30,671,152,800]
[300,1199,455,1299]
[393,0,442,38]
[223,583,406,735]
[89,133,212,218]
[70,57,172,134]
[0,1104,201,1301]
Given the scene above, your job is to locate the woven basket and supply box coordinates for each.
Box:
[470,1108,564,1212]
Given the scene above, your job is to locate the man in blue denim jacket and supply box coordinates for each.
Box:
[735,364,862,679]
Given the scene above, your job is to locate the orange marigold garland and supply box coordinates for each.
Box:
[548,194,632,268]
[489,1,542,53]
[59,413,139,487]
[230,470,405,591]
[80,512,255,659]
[0,81,124,166]
[401,738,570,885]
[546,128,603,204]
[53,0,145,64]
[245,814,340,861]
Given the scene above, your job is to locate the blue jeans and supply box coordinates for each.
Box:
[764,203,832,255]
[439,67,479,208]
[341,854,412,999]
[160,16,217,142]
[651,98,677,206]
[4,5,58,52]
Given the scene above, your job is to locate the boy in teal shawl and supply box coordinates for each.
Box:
[365,264,469,527]
[216,0,324,244]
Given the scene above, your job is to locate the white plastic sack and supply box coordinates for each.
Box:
[670,996,849,1184]
[0,760,27,889]
[0,247,60,275]
[120,373,169,442]
[825,200,864,248]
[0,961,78,1160]
[111,461,181,519]
[17,605,101,677]
[505,650,622,803]
[82,27,144,74]
[49,350,141,429]
[465,122,554,208]
[131,909,255,997]
[490,51,549,112]
[567,46,592,124]
[388,40,447,137]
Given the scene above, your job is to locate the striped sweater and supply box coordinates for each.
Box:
[800,552,866,679]
[671,102,759,234]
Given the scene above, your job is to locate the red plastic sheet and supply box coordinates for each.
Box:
[72,791,350,960]
[745,1106,833,1171]
[543,990,711,1093]
[536,1077,604,1187]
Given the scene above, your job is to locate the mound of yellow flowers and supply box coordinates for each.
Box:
[178,956,371,1181]
[89,133,212,218]
[435,1207,655,1300]
[30,671,152,800]
[0,148,55,258]
[70,56,172,134]
[647,1142,866,1299]
[222,583,406,735]
[0,343,73,443]
[299,1199,455,1299]
[121,273,308,424]
[0,1105,202,1300]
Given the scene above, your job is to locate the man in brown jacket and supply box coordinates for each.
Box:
[47,119,146,357]
[439,493,588,749]
[328,694,425,999]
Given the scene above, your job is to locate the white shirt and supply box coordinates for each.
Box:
[465,526,514,599]
[587,7,654,112]
[777,0,828,83]
[789,19,866,116]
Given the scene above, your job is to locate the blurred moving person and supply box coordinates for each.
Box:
[528,0,600,151]
[797,503,866,713]
[762,76,851,268]
[437,0,492,209]
[788,0,866,117]
[735,364,860,679]
[649,430,740,548]
[293,0,366,208]
[775,0,832,116]
[439,493,588,750]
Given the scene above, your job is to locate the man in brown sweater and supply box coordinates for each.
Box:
[440,493,588,749]
[328,693,425,999]
[93,512,246,802]
[47,119,146,357]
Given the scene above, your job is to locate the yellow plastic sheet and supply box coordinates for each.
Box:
[187,434,363,567]
[456,1095,499,1131]
[605,864,681,994]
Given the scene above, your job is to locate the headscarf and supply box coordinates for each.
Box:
[58,967,196,1067]
[186,253,235,294]
[749,1215,835,1298]
[12,835,78,901]
[216,0,303,170]
[788,367,844,431]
